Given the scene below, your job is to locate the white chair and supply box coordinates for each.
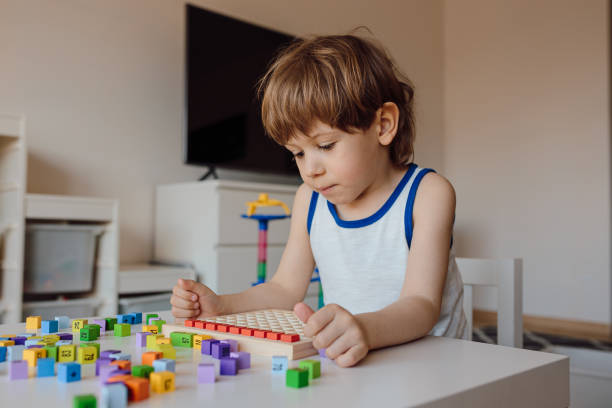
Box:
[456,257,523,348]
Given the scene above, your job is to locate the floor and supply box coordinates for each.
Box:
[474,326,612,407]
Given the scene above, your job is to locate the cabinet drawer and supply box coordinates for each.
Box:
[218,188,296,245]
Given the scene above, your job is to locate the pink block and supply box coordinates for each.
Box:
[91,319,106,334]
[9,360,28,380]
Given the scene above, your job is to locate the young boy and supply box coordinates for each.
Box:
[171,33,467,367]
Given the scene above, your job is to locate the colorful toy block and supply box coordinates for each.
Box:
[129,313,142,324]
[58,333,73,341]
[299,359,321,379]
[37,357,55,377]
[26,316,42,331]
[132,364,154,378]
[58,344,77,363]
[0,346,6,362]
[151,319,166,332]
[105,317,117,331]
[23,347,47,367]
[141,325,159,334]
[170,332,194,348]
[72,319,88,333]
[109,352,130,361]
[150,371,175,393]
[82,342,100,357]
[99,365,126,383]
[157,344,176,360]
[78,346,97,364]
[146,334,164,349]
[152,358,175,372]
[73,394,97,408]
[230,351,251,369]
[220,339,238,352]
[220,357,238,375]
[80,326,98,341]
[8,345,25,361]
[11,336,26,345]
[58,362,81,383]
[95,357,112,375]
[90,319,107,334]
[121,377,150,402]
[0,340,15,347]
[45,345,58,361]
[116,314,135,325]
[9,360,28,380]
[100,349,121,359]
[136,332,150,347]
[41,320,59,334]
[55,316,71,330]
[286,368,309,388]
[107,373,133,384]
[201,339,219,355]
[156,337,171,345]
[211,342,230,359]
[197,363,215,383]
[110,359,131,371]
[101,382,128,408]
[272,355,288,372]
[114,323,131,337]
[56,340,72,346]
[145,313,159,325]
[141,351,162,366]
[192,334,212,350]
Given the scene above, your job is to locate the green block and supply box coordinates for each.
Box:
[145,314,159,325]
[114,323,131,337]
[298,359,321,379]
[44,345,58,361]
[132,364,154,378]
[152,319,166,332]
[80,326,97,341]
[286,368,309,388]
[170,332,194,348]
[84,324,100,337]
[73,394,97,408]
[81,342,100,357]
[105,318,117,331]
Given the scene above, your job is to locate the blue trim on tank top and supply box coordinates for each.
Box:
[307,191,319,234]
[325,163,418,229]
[404,168,435,249]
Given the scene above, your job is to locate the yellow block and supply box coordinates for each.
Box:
[42,334,60,341]
[23,348,47,367]
[26,316,41,332]
[77,346,97,364]
[156,337,171,345]
[150,371,175,393]
[157,344,176,360]
[193,334,212,350]
[58,344,77,363]
[142,325,158,334]
[0,340,15,347]
[146,334,164,349]
[71,319,88,332]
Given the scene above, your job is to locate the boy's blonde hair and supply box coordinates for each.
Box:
[256,31,416,166]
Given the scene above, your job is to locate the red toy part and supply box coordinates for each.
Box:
[184,320,196,328]
[281,334,300,343]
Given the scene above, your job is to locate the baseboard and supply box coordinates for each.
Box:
[473,310,612,342]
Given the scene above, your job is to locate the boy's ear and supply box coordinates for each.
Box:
[377,102,399,146]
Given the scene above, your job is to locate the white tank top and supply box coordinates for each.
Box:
[308,163,468,339]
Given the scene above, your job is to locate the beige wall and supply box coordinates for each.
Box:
[444,0,610,323]
[0,0,444,263]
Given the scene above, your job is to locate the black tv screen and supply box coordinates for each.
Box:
[184,4,299,176]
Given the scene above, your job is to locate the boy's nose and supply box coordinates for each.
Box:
[304,157,324,178]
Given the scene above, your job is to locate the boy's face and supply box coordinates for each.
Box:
[285,118,390,205]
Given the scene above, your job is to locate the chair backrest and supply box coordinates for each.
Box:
[455,257,523,348]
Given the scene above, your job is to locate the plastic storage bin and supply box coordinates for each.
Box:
[24,223,103,294]
[118,293,172,314]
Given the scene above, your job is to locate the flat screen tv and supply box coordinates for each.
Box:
[184,4,299,179]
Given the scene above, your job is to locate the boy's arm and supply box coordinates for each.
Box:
[357,172,456,349]
[220,183,317,313]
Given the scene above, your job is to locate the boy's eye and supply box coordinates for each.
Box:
[292,152,304,159]
[318,142,335,151]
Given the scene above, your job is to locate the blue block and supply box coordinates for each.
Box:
[58,362,81,383]
[54,316,71,330]
[201,339,219,356]
[7,345,24,361]
[41,320,59,334]
[56,340,72,346]
[37,357,55,377]
[25,339,41,347]
[109,352,131,361]
[116,314,135,325]
[152,358,175,372]
[211,342,230,359]
[272,355,289,372]
[101,382,128,408]
[128,313,142,324]
[0,346,6,362]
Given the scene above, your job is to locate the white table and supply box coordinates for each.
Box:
[0,311,569,407]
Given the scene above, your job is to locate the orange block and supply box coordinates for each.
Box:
[205,323,217,331]
[124,377,150,401]
[184,319,196,327]
[194,321,206,329]
[107,374,133,383]
[253,330,268,338]
[266,332,281,340]
[110,360,131,371]
[229,326,241,335]
[142,351,163,366]
[216,324,228,333]
[240,328,254,336]
[281,333,300,343]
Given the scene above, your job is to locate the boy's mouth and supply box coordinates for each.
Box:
[318,184,336,194]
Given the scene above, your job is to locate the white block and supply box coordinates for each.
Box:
[101,382,128,408]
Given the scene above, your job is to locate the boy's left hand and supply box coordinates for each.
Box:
[294,302,369,367]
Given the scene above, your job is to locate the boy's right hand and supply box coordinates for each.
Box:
[170,279,225,319]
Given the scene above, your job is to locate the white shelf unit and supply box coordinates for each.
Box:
[0,113,119,323]
[154,180,320,309]
[118,263,196,294]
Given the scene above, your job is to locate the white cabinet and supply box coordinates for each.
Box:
[154,180,299,295]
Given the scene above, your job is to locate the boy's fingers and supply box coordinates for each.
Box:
[311,317,343,350]
[293,302,315,323]
[170,295,199,310]
[172,285,197,301]
[172,306,200,318]
[334,343,368,368]
[303,304,337,338]
[178,278,217,299]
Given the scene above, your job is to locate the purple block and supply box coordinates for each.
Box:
[9,360,28,380]
[91,319,107,334]
[99,366,130,383]
[220,339,238,353]
[211,342,230,359]
[230,351,251,369]
[136,332,150,347]
[219,357,238,375]
[201,339,219,356]
[27,345,43,349]
[58,333,73,341]
[11,336,26,346]
[100,349,121,359]
[149,317,161,323]
[197,363,215,383]
[96,358,112,376]
[319,348,327,358]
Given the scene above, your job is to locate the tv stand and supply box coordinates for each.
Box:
[198,166,218,181]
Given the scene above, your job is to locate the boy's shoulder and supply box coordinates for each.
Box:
[414,171,456,218]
